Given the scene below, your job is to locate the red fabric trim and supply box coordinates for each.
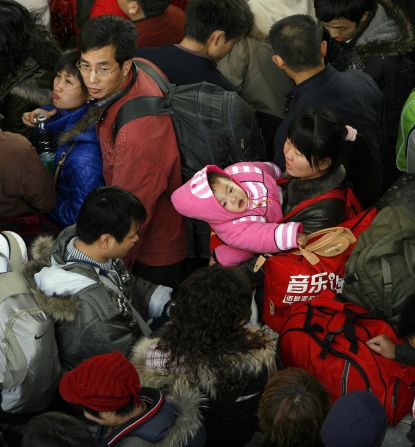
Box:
[107,393,165,445]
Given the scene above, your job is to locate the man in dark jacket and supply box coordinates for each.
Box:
[314,0,415,190]
[25,187,172,370]
[137,0,254,90]
[270,15,384,205]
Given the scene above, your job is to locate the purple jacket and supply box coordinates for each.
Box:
[171,162,303,266]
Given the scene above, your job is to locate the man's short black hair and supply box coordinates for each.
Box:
[22,412,97,447]
[269,15,323,72]
[138,0,170,18]
[315,0,377,24]
[79,16,137,63]
[399,295,415,338]
[76,186,147,244]
[185,0,254,43]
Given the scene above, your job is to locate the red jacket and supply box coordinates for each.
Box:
[97,59,186,267]
[90,0,127,19]
[135,5,185,47]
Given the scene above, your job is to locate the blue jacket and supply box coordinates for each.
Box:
[46,104,104,227]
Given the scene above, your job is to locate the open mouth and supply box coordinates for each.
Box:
[238,199,243,208]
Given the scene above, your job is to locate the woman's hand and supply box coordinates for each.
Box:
[22,108,57,127]
[296,232,308,248]
[366,334,396,359]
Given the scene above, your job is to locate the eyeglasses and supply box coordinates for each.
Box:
[76,61,121,77]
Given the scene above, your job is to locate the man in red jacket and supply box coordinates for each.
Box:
[78,15,186,287]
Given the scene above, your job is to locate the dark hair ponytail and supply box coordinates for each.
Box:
[288,108,382,207]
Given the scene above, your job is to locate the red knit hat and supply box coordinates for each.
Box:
[59,352,141,412]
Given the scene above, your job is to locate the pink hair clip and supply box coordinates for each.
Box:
[345,125,357,142]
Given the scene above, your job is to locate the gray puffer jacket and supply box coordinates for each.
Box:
[24,226,171,370]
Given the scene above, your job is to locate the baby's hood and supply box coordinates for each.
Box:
[171,165,242,224]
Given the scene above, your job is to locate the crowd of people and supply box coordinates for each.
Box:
[1,0,415,446]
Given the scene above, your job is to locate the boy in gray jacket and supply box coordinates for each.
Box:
[25,186,172,370]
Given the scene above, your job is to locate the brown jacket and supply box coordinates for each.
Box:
[0,131,55,216]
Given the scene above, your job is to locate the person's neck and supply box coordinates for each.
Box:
[106,402,147,434]
[74,239,109,264]
[290,64,325,85]
[178,37,208,56]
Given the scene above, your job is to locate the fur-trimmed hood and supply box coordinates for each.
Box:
[352,0,414,57]
[150,379,205,447]
[23,228,97,323]
[130,334,276,399]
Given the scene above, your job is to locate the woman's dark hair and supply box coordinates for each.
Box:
[157,265,268,392]
[22,411,97,447]
[54,50,88,96]
[287,108,347,170]
[258,368,330,447]
[76,186,147,244]
[398,295,415,338]
[0,0,61,81]
[287,108,382,207]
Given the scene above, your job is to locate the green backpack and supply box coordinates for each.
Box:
[342,206,415,323]
[396,89,415,173]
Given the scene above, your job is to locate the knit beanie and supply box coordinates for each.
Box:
[320,390,387,447]
[59,352,141,412]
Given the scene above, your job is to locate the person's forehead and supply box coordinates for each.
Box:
[322,17,356,28]
[80,45,117,65]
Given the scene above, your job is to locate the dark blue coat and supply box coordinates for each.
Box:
[46,104,103,227]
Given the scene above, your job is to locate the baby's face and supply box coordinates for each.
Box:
[212,177,248,213]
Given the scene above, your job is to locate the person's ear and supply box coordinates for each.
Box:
[319,157,332,171]
[320,40,327,58]
[360,11,370,23]
[209,30,225,47]
[272,54,285,69]
[99,234,113,250]
[121,59,133,77]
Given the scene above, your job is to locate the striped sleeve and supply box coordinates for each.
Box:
[274,222,301,250]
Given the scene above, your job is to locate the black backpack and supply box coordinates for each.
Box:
[113,60,265,180]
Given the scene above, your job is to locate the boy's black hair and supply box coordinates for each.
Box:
[79,15,137,63]
[76,186,147,244]
[398,295,415,338]
[54,49,88,96]
[314,0,377,24]
[269,15,323,72]
[138,0,170,18]
[22,412,97,447]
[184,0,254,43]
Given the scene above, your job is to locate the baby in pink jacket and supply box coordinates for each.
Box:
[171,161,306,266]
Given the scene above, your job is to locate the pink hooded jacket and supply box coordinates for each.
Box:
[171,161,303,266]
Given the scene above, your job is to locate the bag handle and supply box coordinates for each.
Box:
[297,227,356,266]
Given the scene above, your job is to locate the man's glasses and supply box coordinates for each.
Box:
[76,61,121,77]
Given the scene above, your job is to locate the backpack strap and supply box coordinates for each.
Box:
[112,60,173,143]
[0,232,23,273]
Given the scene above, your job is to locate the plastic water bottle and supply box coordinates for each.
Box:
[32,113,56,174]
